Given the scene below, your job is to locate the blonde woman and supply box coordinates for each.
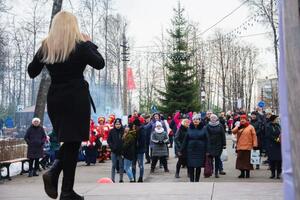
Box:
[28,11,105,200]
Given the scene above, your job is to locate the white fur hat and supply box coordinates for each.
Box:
[32,117,41,124]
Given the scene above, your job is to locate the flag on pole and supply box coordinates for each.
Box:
[127,67,136,90]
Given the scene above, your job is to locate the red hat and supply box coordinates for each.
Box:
[240,115,247,120]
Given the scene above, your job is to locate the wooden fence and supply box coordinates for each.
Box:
[0,139,27,161]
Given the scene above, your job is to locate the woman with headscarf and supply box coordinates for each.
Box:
[232,114,258,178]
[206,114,226,178]
[107,118,124,183]
[179,114,207,182]
[24,118,47,177]
[266,115,282,179]
[174,119,190,178]
[28,11,105,199]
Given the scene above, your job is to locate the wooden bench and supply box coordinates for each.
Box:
[0,158,30,180]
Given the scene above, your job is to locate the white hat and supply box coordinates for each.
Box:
[192,114,201,120]
[32,117,41,124]
[155,121,162,127]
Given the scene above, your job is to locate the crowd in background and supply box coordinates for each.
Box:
[23,108,282,182]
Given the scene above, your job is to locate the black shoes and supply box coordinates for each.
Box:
[33,170,39,176]
[138,177,143,182]
[60,191,84,200]
[43,160,62,199]
[219,171,226,175]
[175,173,180,178]
[28,170,33,177]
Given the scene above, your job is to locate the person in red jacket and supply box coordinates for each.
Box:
[129,110,145,125]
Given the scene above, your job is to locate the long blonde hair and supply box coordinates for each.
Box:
[41,11,84,64]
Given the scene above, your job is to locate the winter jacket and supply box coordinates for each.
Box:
[151,130,169,157]
[48,131,60,151]
[250,119,263,148]
[107,127,124,155]
[232,124,257,150]
[174,125,188,156]
[206,124,226,157]
[136,127,147,154]
[122,130,136,161]
[28,41,105,142]
[266,123,282,161]
[181,124,207,168]
[24,125,46,158]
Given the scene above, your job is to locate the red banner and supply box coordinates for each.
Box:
[127,67,136,90]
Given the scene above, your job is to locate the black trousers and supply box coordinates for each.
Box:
[145,144,151,162]
[29,158,39,171]
[189,167,201,182]
[270,160,282,176]
[151,156,168,170]
[56,142,81,191]
[176,156,187,175]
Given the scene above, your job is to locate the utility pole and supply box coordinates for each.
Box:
[121,24,129,115]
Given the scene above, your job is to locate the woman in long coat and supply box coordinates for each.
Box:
[28,11,105,200]
[266,115,282,179]
[24,118,47,177]
[232,114,258,179]
[180,114,207,182]
[206,114,226,178]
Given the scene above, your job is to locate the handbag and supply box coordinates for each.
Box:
[250,150,261,165]
[220,149,228,162]
[204,155,213,178]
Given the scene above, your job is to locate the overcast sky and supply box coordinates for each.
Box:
[8,0,275,77]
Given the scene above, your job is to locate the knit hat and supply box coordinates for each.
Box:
[114,118,122,125]
[240,114,248,120]
[192,114,201,120]
[210,114,219,123]
[269,115,278,122]
[32,117,41,124]
[155,121,162,127]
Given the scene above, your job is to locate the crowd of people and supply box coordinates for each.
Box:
[24,108,282,183]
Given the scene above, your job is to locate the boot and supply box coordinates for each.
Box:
[215,172,219,178]
[137,177,143,182]
[60,178,84,200]
[270,170,275,179]
[150,168,155,173]
[238,170,245,178]
[245,170,250,178]
[277,169,281,179]
[43,159,62,199]
[33,169,39,176]
[175,173,180,178]
[28,170,33,177]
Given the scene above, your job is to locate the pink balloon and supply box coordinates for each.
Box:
[97,177,113,184]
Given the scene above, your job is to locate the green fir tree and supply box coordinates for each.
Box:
[158,2,200,114]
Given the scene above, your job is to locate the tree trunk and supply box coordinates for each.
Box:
[34,0,63,124]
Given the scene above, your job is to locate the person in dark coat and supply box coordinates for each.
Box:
[84,130,100,166]
[266,115,282,179]
[250,111,263,169]
[24,118,47,177]
[206,114,226,178]
[107,118,124,183]
[122,124,137,182]
[150,121,169,173]
[28,11,105,200]
[180,114,207,182]
[174,119,190,178]
[143,115,152,164]
[132,119,146,182]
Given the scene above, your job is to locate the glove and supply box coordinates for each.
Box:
[253,146,259,150]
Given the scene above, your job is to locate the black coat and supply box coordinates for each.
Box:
[174,125,188,156]
[28,41,105,142]
[136,127,146,154]
[181,124,207,168]
[266,123,282,161]
[251,119,263,148]
[206,124,226,157]
[107,127,124,155]
[24,125,46,159]
[122,130,136,161]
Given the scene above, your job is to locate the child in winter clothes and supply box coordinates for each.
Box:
[150,121,169,173]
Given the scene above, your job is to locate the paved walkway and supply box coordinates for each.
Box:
[0,137,283,200]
